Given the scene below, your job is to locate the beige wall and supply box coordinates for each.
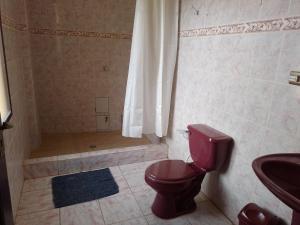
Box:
[1,0,40,218]
[167,0,300,224]
[26,0,135,133]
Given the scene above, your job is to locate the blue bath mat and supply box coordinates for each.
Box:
[52,168,119,208]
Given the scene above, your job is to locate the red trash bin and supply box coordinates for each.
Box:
[238,203,281,225]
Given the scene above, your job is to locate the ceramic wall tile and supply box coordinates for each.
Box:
[268,84,300,137]
[1,0,41,218]
[258,0,289,19]
[144,144,168,161]
[238,0,261,22]
[289,0,300,16]
[76,0,107,33]
[243,79,274,125]
[26,0,56,28]
[250,32,283,81]
[180,0,207,30]
[117,150,145,165]
[4,1,300,223]
[275,31,300,84]
[26,0,135,133]
[119,160,156,176]
[81,153,119,171]
[277,202,293,222]
[205,0,240,26]
[168,1,300,224]
[252,181,282,213]
[1,0,27,22]
[58,158,82,175]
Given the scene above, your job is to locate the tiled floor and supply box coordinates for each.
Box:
[30,131,151,158]
[17,160,233,225]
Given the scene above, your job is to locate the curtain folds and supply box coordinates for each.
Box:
[122,0,179,138]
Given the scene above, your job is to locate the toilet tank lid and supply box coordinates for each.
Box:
[188,124,232,142]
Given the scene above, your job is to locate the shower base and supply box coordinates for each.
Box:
[24,131,167,179]
[30,131,151,158]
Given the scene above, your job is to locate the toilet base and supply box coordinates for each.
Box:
[151,193,197,219]
[150,175,205,219]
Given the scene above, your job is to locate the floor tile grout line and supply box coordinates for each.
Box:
[95,199,106,225]
[17,163,231,225]
[124,168,152,225]
[59,207,61,225]
[108,215,149,225]
[17,177,54,218]
[21,187,53,194]
[17,199,54,215]
[116,165,151,225]
[16,207,57,218]
[98,194,146,224]
[100,165,135,225]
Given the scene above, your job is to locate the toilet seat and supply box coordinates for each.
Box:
[145,160,203,183]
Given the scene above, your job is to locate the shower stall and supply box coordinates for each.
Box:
[28,0,154,158]
[28,0,178,160]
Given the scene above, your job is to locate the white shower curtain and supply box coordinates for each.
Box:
[122,0,179,138]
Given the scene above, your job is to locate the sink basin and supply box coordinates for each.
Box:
[252,154,300,225]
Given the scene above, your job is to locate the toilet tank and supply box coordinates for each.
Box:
[187,124,233,172]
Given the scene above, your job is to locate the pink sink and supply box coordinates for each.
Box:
[252,154,300,225]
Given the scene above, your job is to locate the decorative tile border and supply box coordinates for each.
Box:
[245,18,283,33]
[0,14,132,39]
[29,28,132,39]
[180,16,300,38]
[283,16,300,30]
[0,15,28,32]
[2,14,299,39]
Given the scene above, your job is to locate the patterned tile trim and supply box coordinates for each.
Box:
[29,28,132,39]
[283,16,300,30]
[180,16,300,38]
[0,14,132,39]
[2,14,299,38]
[0,15,28,32]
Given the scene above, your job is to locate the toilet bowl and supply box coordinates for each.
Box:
[145,124,233,219]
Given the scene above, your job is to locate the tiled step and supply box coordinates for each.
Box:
[23,144,168,179]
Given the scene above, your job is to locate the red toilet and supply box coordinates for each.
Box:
[145,124,233,219]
